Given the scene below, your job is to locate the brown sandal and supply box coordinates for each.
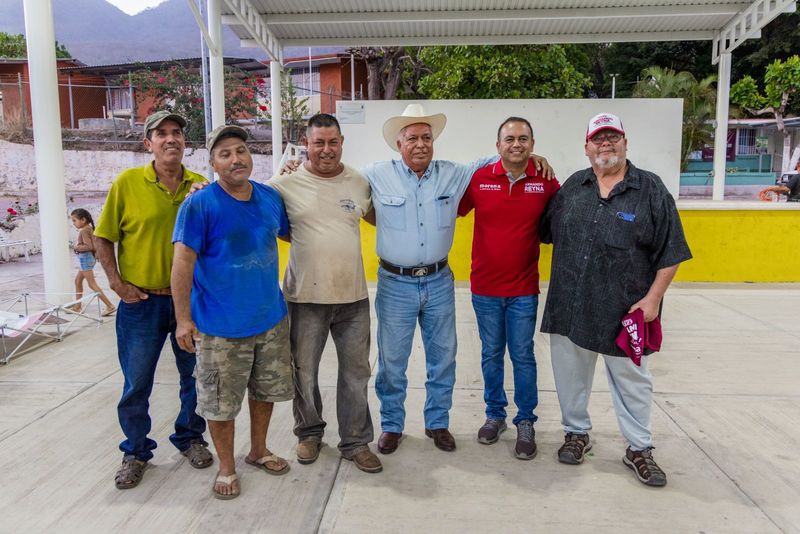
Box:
[623,447,667,487]
[181,439,214,469]
[115,457,147,489]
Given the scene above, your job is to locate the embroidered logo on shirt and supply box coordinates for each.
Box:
[524,182,545,193]
[479,184,502,191]
[339,199,356,212]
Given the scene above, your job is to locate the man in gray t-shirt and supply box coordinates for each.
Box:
[269,113,381,474]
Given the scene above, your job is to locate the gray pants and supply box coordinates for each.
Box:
[550,334,653,451]
[288,299,373,456]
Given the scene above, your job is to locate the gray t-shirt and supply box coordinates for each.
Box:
[269,163,372,304]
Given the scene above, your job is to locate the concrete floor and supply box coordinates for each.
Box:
[0,256,798,533]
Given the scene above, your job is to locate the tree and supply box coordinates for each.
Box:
[348,47,408,100]
[633,67,717,171]
[267,69,310,144]
[129,63,266,142]
[730,55,800,172]
[398,47,430,99]
[585,42,714,98]
[416,45,591,99]
[0,32,71,58]
[731,12,800,90]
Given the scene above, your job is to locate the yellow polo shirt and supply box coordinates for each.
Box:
[95,162,205,289]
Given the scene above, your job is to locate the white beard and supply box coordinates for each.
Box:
[594,154,620,169]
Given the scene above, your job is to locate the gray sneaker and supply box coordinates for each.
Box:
[558,432,592,465]
[477,418,507,444]
[514,420,537,460]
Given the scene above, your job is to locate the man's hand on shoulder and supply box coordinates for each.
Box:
[186,180,211,198]
[530,153,555,180]
[280,160,302,175]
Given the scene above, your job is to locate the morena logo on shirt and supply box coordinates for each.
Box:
[524,183,545,193]
[479,184,502,191]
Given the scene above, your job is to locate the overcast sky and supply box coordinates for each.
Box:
[106,0,167,16]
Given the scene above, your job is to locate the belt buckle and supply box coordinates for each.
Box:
[411,267,429,277]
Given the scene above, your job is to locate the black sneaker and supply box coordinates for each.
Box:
[623,447,667,487]
[514,420,537,460]
[477,418,507,444]
[557,432,592,465]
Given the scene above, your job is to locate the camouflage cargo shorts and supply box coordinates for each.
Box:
[195,317,294,421]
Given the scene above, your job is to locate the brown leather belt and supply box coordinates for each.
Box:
[379,258,448,277]
[143,287,171,296]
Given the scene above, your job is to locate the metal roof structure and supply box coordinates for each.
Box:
[218,0,796,63]
[58,56,269,76]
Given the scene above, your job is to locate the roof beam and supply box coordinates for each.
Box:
[222,0,282,62]
[186,0,219,56]
[712,0,796,63]
[275,31,717,48]
[256,5,749,24]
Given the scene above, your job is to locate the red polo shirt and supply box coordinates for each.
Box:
[458,159,560,297]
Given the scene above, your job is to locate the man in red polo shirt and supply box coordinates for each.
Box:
[458,117,559,460]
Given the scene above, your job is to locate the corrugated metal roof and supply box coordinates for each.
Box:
[220,0,795,60]
[58,57,269,76]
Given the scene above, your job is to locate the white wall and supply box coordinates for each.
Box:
[339,98,683,197]
[0,140,274,191]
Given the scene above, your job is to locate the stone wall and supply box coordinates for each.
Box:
[0,140,274,259]
[0,140,274,191]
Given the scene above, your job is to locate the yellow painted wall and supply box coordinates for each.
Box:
[277,209,800,283]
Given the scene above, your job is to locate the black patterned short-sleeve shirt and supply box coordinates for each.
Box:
[540,160,692,357]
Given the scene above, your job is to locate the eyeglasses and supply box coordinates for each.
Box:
[589,132,623,145]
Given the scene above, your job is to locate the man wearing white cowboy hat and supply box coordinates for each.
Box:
[363,103,552,454]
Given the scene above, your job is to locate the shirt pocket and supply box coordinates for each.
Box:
[436,193,457,229]
[378,195,407,231]
[605,216,637,250]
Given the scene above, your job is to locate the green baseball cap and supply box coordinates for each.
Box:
[206,124,249,151]
[143,110,187,138]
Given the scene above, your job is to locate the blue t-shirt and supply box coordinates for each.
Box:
[173,181,289,338]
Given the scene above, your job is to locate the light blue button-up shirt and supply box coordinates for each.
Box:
[363,156,496,267]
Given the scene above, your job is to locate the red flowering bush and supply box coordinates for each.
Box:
[129,63,268,142]
[1,201,37,232]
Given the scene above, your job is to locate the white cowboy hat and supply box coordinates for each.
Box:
[382,103,447,152]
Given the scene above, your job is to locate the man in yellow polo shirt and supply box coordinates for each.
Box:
[95,111,212,490]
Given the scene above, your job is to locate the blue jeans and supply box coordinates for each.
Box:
[375,266,456,432]
[116,295,207,460]
[471,294,539,426]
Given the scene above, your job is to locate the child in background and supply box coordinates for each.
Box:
[71,208,116,316]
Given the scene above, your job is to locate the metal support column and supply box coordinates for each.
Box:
[127,72,135,127]
[712,53,731,201]
[22,0,72,300]
[67,73,75,129]
[207,0,225,130]
[350,53,355,100]
[271,60,283,173]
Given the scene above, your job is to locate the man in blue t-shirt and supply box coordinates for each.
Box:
[171,125,293,501]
